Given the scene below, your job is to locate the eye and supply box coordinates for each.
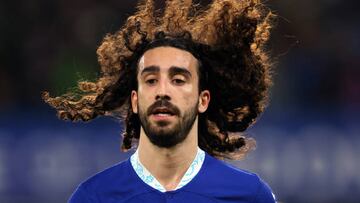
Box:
[172,78,186,85]
[172,74,187,85]
[145,79,157,85]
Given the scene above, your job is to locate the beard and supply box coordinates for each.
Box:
[138,99,198,148]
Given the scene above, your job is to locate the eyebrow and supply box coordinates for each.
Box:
[168,66,192,78]
[140,66,192,78]
[140,65,160,76]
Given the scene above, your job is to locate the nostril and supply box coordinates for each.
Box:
[155,95,171,101]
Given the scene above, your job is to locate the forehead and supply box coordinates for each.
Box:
[138,46,198,74]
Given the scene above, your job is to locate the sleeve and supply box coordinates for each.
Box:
[252,177,276,203]
[68,185,96,203]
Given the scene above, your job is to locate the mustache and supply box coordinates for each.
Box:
[146,99,180,116]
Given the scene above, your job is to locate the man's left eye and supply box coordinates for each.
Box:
[172,79,185,85]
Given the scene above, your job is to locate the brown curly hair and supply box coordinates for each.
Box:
[42,0,275,160]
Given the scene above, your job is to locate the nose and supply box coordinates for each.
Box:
[155,94,170,101]
[155,78,171,101]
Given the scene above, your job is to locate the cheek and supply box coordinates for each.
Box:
[136,87,152,108]
[180,86,199,106]
[137,84,146,98]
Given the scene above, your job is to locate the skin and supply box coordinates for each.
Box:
[131,46,210,191]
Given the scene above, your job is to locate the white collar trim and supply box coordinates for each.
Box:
[130,147,205,192]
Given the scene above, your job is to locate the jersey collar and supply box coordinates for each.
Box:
[130,147,205,192]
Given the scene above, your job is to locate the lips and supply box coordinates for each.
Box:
[150,107,176,122]
[151,107,175,116]
[146,99,181,119]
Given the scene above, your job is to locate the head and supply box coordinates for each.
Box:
[130,46,210,148]
[42,0,275,160]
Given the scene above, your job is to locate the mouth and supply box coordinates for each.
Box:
[151,107,175,116]
[146,99,181,122]
[150,107,176,120]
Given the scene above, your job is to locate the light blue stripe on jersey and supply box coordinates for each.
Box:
[130,147,205,192]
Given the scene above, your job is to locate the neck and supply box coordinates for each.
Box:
[137,119,199,191]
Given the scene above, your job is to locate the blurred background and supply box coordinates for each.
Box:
[0,0,359,202]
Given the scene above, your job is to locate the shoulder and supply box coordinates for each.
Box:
[203,154,261,186]
[68,158,146,202]
[80,158,131,190]
[191,153,276,203]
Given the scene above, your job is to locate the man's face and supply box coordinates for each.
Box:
[131,46,209,148]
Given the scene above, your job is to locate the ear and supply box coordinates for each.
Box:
[131,90,138,114]
[198,90,210,113]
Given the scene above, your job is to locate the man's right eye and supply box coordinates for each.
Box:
[145,79,157,85]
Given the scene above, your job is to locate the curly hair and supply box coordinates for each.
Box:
[42,0,275,160]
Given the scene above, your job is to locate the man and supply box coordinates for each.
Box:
[43,0,276,202]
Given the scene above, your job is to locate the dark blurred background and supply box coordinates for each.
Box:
[0,0,359,202]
